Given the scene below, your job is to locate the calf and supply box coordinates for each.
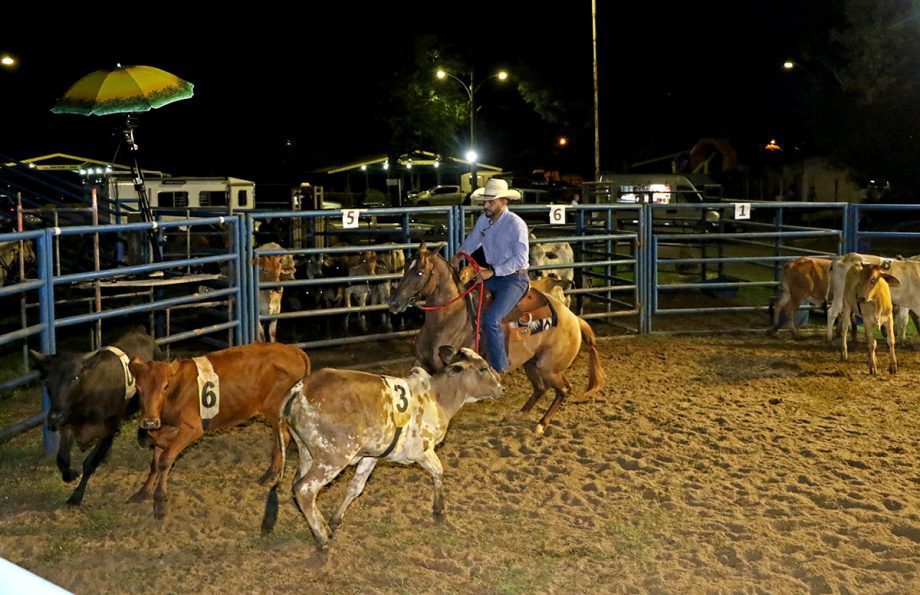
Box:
[769,256,832,337]
[30,328,160,505]
[531,273,574,305]
[371,244,407,330]
[344,251,377,329]
[261,346,502,548]
[853,264,900,374]
[529,233,575,283]
[254,242,296,342]
[128,342,311,520]
[827,253,920,346]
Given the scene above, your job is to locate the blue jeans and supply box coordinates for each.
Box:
[483,272,529,373]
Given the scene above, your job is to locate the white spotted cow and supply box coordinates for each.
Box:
[261,346,503,548]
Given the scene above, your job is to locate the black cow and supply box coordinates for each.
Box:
[30,328,161,505]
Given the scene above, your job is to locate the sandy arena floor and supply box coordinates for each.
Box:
[1,333,919,594]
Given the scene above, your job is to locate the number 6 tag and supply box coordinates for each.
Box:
[342,209,362,229]
[549,205,566,225]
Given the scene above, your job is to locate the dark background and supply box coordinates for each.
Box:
[2,1,914,192]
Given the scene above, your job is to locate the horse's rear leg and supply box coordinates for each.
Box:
[519,360,547,414]
[535,372,572,436]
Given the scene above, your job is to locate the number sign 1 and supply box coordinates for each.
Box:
[342,209,362,229]
[549,205,566,225]
[734,203,751,220]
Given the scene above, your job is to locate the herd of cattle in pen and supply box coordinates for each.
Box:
[16,235,915,550]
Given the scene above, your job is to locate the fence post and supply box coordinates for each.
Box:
[39,230,58,455]
[243,214,256,344]
[231,215,245,346]
[638,203,652,334]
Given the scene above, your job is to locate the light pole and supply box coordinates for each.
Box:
[437,67,508,190]
[783,59,843,88]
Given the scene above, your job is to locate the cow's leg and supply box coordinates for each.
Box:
[67,430,116,506]
[865,319,878,375]
[770,286,791,335]
[152,426,202,520]
[415,449,446,516]
[535,372,572,436]
[129,446,162,503]
[329,457,378,531]
[886,320,898,374]
[56,426,78,482]
[894,307,910,342]
[518,359,547,415]
[268,319,278,343]
[292,458,345,548]
[840,306,852,360]
[257,323,266,343]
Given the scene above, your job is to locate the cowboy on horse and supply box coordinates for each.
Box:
[449,178,529,375]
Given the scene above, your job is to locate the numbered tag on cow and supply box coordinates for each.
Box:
[381,376,412,428]
[193,356,220,429]
[549,205,566,225]
[101,345,137,400]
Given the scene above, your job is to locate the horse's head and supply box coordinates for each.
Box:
[389,242,443,314]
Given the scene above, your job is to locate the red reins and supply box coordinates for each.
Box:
[418,252,485,351]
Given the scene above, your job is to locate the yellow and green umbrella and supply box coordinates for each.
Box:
[51,64,194,116]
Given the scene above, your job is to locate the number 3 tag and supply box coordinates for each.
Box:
[342,209,362,229]
[549,205,566,225]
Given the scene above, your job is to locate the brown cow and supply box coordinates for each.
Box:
[261,346,502,548]
[769,256,832,337]
[254,242,296,343]
[854,264,900,375]
[128,342,311,520]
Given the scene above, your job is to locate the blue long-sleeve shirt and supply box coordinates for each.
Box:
[459,209,529,276]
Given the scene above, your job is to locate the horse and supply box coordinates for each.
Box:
[388,243,604,434]
[0,239,36,287]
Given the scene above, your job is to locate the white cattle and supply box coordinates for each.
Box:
[827,253,920,348]
[528,233,575,305]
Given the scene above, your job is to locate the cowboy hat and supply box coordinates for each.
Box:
[470,178,521,203]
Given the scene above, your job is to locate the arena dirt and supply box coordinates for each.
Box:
[1,333,919,593]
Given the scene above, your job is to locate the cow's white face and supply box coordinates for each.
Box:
[446,348,503,403]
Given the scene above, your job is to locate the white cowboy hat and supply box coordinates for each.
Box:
[470,178,521,203]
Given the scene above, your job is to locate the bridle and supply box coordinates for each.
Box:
[414,252,485,351]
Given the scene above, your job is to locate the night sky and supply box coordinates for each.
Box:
[2,2,806,183]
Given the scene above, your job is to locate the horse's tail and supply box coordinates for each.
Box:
[578,317,605,399]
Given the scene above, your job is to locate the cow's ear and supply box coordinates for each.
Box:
[445,364,464,376]
[29,349,48,371]
[128,356,148,378]
[882,273,901,287]
[438,345,457,365]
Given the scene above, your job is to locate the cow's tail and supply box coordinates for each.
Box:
[261,366,307,536]
[578,317,605,399]
[261,421,286,535]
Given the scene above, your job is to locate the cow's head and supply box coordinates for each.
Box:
[856,264,900,303]
[389,242,436,314]
[348,251,377,276]
[30,350,87,430]
[129,358,179,430]
[437,346,503,403]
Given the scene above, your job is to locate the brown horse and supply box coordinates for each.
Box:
[389,243,604,434]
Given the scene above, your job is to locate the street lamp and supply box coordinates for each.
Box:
[782,58,843,88]
[436,67,509,190]
[1,54,15,68]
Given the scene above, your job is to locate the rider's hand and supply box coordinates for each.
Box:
[450,253,464,270]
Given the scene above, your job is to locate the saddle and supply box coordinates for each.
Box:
[473,284,559,343]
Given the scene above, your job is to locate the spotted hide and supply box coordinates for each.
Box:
[261,346,503,549]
